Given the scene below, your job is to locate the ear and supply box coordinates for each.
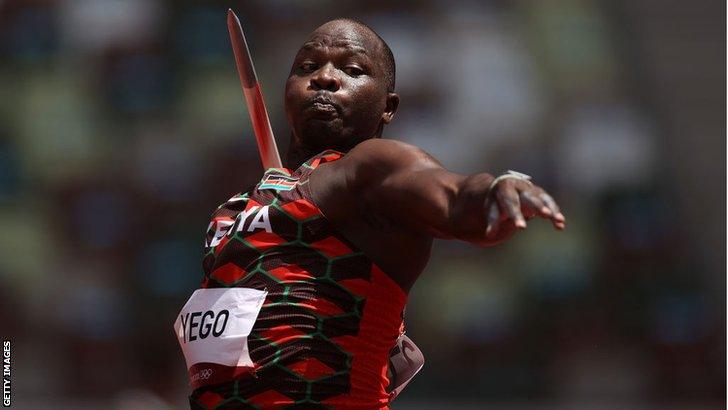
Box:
[381,92,400,124]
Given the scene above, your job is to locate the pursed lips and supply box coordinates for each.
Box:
[306,95,341,116]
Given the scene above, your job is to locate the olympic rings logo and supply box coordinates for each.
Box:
[191,368,213,381]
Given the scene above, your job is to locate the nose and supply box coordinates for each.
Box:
[310,63,340,92]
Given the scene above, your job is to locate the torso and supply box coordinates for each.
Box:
[189,149,414,409]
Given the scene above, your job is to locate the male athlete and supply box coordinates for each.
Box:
[176,18,565,409]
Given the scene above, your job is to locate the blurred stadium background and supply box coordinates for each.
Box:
[0,0,724,409]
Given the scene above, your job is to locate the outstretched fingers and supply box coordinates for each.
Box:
[520,190,551,218]
[518,187,565,229]
[497,183,527,229]
[539,191,566,229]
[485,201,500,238]
[484,177,566,239]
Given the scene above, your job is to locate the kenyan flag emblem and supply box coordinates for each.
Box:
[259,173,299,191]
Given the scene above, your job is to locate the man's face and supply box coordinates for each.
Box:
[285,21,393,151]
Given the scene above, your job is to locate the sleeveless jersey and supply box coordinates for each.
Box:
[189,149,408,409]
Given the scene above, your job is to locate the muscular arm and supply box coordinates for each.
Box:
[333,139,564,245]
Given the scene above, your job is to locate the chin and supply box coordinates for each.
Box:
[298,120,348,149]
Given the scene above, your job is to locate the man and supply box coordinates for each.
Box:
[177,18,565,409]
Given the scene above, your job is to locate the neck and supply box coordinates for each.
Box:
[285,139,321,169]
[285,127,384,168]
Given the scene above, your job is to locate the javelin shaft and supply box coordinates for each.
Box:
[227,9,283,169]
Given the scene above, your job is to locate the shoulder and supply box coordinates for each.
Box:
[312,138,444,199]
[336,138,443,185]
[346,138,440,169]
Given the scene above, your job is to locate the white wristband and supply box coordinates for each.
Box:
[488,170,533,193]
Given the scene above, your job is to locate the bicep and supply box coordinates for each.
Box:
[373,166,465,237]
[347,141,467,238]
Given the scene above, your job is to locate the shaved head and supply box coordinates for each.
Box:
[285,18,401,157]
[323,18,396,92]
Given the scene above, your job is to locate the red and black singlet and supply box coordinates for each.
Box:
[189,150,407,409]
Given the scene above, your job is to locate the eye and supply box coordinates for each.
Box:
[299,61,317,72]
[344,65,364,77]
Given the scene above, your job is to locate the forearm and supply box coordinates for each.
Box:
[374,169,513,244]
[346,139,561,243]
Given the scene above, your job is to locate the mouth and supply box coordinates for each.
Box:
[304,95,341,119]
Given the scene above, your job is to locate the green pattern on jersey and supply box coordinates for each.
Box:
[190,150,398,410]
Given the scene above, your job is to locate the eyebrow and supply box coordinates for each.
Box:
[301,40,368,55]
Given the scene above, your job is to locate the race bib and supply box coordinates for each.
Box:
[174,288,267,388]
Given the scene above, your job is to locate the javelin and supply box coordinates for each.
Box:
[227,9,283,169]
